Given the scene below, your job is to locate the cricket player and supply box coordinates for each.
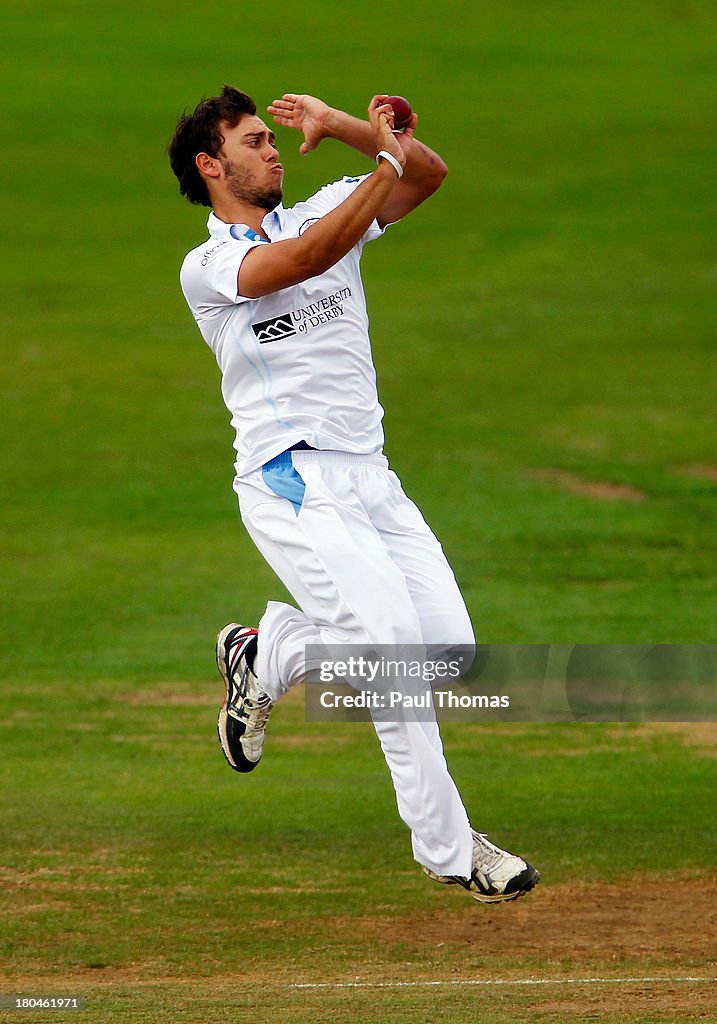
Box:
[168,86,539,903]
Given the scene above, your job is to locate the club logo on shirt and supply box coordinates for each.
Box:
[298,217,320,235]
[252,314,297,343]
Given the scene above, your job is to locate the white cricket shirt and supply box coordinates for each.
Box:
[180,175,388,477]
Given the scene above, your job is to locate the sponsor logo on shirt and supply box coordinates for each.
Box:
[251,287,353,343]
[292,287,352,334]
[252,314,297,343]
[200,240,229,267]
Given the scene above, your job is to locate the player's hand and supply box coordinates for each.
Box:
[368,95,417,171]
[267,93,331,155]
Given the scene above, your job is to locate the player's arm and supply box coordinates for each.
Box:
[239,98,413,299]
[268,93,447,228]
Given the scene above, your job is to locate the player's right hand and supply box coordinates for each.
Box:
[368,95,417,170]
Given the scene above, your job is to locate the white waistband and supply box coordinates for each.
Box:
[289,449,389,468]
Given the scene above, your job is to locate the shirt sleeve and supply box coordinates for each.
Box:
[210,237,267,303]
[181,237,265,314]
[299,175,387,244]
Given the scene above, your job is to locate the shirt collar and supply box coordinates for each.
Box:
[208,205,284,242]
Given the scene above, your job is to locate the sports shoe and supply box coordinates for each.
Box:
[215,623,273,773]
[423,830,540,904]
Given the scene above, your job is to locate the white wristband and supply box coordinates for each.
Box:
[376,150,404,179]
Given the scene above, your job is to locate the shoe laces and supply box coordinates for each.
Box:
[233,662,272,725]
[246,692,272,731]
[471,831,509,872]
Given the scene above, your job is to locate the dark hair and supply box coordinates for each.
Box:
[168,85,257,207]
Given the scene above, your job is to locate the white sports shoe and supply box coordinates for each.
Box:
[215,623,273,773]
[423,830,540,903]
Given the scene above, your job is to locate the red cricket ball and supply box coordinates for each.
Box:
[383,95,413,130]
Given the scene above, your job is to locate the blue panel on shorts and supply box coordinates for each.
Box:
[262,452,306,516]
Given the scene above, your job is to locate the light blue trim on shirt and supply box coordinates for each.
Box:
[262,452,306,516]
[225,221,297,438]
[228,310,299,436]
[230,224,270,243]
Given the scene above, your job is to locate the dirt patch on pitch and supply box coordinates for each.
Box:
[531,468,646,502]
[344,874,717,964]
[116,682,215,706]
[633,721,717,755]
[524,721,717,758]
[528,982,717,1019]
[5,876,716,1019]
[680,463,717,482]
[1,863,147,897]
[451,722,717,758]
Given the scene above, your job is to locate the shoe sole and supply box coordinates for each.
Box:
[423,863,541,904]
[469,865,541,904]
[216,624,259,774]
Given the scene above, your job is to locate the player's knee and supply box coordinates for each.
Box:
[423,612,476,679]
[421,609,475,653]
[386,608,426,647]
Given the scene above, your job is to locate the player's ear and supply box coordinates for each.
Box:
[196,152,221,180]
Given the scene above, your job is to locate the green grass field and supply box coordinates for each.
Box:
[2,0,716,1020]
[2,690,717,1022]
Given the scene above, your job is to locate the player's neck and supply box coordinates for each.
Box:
[211,195,271,236]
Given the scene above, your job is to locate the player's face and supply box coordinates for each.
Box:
[217,116,284,211]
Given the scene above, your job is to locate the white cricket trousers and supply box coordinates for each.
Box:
[234,449,474,878]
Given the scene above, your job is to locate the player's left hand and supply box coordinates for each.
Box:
[267,94,330,155]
